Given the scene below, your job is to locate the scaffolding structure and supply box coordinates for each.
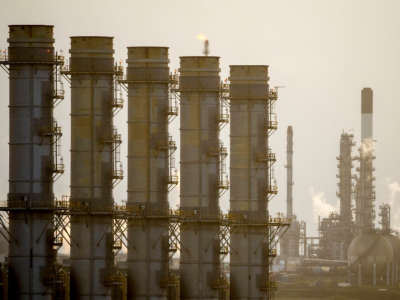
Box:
[379,204,391,234]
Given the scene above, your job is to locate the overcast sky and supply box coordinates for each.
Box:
[1,0,400,235]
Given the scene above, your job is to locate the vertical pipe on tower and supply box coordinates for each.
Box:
[126,47,170,299]
[229,65,269,299]
[69,36,115,299]
[7,24,56,299]
[179,56,220,299]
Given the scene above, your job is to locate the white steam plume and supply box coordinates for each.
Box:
[386,180,400,232]
[310,187,338,222]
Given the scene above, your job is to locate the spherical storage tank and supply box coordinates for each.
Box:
[384,234,400,263]
[348,232,393,280]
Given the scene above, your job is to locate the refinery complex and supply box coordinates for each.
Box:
[275,88,400,299]
[0,24,398,300]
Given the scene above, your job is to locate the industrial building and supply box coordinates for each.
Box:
[0,25,289,299]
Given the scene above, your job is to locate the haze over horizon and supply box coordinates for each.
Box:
[1,0,400,236]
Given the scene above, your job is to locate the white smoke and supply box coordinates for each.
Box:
[310,187,339,222]
[386,180,400,232]
[360,138,374,156]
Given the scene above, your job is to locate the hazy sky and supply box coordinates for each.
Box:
[1,0,400,235]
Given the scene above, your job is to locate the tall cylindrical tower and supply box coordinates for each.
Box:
[69,36,116,299]
[126,47,170,299]
[356,88,375,232]
[229,65,269,299]
[280,126,299,259]
[6,25,59,299]
[179,56,220,299]
[286,126,293,218]
[337,132,354,225]
[336,132,355,259]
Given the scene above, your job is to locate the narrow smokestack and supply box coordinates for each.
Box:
[203,39,209,56]
[356,87,375,232]
[361,88,373,142]
[286,126,293,218]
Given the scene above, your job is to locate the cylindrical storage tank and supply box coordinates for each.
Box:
[179,56,221,299]
[69,36,115,299]
[229,65,269,299]
[126,47,170,299]
[7,25,56,299]
[348,232,393,285]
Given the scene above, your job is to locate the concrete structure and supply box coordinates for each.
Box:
[355,88,375,233]
[179,56,221,299]
[126,47,170,299]
[5,25,63,299]
[69,36,117,299]
[229,65,270,299]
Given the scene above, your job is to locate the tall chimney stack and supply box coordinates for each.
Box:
[361,88,373,142]
[286,126,293,218]
[356,87,375,232]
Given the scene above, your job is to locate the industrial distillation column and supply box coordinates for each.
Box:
[6,25,60,299]
[229,65,270,299]
[69,37,116,299]
[337,132,355,258]
[338,132,354,226]
[126,47,170,299]
[179,56,221,299]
